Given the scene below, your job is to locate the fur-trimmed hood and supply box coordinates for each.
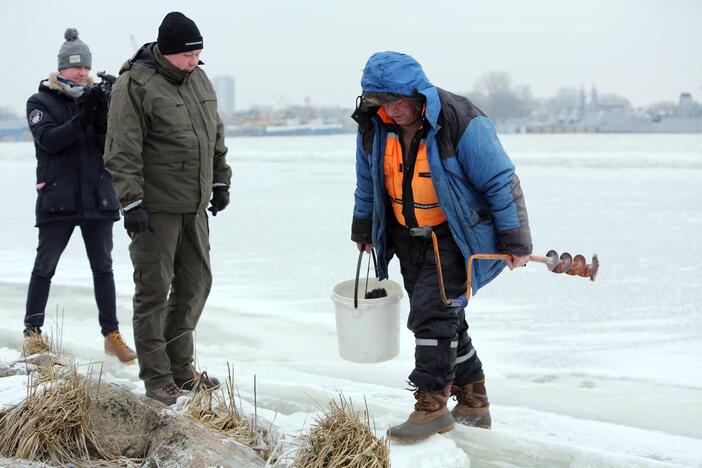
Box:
[39,72,94,94]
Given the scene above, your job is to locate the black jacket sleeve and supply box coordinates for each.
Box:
[27,95,83,154]
[351,216,373,244]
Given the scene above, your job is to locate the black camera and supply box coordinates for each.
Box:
[94,71,117,100]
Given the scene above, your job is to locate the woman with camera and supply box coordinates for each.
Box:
[23,28,136,363]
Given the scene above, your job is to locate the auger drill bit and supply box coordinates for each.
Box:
[530,250,599,281]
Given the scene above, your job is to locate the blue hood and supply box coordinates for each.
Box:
[361,51,434,96]
[361,51,440,128]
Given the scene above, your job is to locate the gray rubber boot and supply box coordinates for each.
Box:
[450,378,492,429]
[387,388,456,443]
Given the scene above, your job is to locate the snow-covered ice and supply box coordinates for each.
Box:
[1,133,701,467]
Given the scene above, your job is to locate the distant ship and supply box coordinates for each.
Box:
[263,121,346,137]
[224,119,348,137]
[525,92,702,134]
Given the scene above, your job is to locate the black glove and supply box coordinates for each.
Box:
[92,84,108,104]
[92,87,109,133]
[207,187,230,216]
[78,87,99,129]
[123,205,152,236]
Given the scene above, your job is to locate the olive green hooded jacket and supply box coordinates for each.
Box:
[104,43,231,213]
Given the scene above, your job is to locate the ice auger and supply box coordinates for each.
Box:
[409,225,599,309]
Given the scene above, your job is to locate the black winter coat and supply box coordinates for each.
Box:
[26,76,120,226]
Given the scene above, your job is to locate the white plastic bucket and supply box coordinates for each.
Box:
[331,277,403,363]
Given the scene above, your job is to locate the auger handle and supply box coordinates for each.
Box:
[462,251,599,304]
[411,224,599,309]
[464,254,512,303]
[409,226,458,306]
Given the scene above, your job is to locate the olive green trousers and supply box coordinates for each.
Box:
[129,212,211,391]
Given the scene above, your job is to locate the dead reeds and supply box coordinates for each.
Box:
[186,365,272,460]
[0,364,110,465]
[294,394,390,468]
[22,331,52,356]
[20,327,73,385]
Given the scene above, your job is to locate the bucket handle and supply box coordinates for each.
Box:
[353,248,379,309]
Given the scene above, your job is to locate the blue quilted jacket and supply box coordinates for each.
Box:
[351,51,532,294]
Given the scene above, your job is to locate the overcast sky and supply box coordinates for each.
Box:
[2,0,701,114]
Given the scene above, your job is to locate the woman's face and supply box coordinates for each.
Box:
[60,67,90,85]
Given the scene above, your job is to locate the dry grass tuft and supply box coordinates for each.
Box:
[22,331,52,356]
[186,365,272,460]
[294,394,390,468]
[21,330,70,384]
[23,353,66,385]
[0,365,110,465]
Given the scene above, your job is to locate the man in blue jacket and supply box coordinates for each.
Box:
[351,51,532,441]
[24,29,136,363]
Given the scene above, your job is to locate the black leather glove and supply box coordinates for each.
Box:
[207,187,230,216]
[78,87,99,129]
[123,205,152,236]
[92,87,109,133]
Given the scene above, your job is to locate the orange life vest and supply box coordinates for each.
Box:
[378,107,447,227]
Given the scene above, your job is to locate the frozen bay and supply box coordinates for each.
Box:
[0,133,701,467]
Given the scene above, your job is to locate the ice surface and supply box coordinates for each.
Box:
[0,134,701,467]
[0,373,29,410]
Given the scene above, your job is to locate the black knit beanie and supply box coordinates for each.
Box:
[157,12,203,55]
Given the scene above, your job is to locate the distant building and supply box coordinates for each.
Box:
[590,84,598,111]
[678,93,695,117]
[212,75,236,119]
[0,118,30,141]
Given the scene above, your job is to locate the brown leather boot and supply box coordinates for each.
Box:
[387,385,455,442]
[104,331,137,363]
[146,383,186,406]
[450,378,492,429]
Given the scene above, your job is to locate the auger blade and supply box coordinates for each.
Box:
[537,251,598,281]
[567,254,587,276]
[544,250,559,271]
[585,254,599,281]
[552,252,573,274]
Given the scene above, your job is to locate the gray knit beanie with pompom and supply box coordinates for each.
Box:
[57,28,92,70]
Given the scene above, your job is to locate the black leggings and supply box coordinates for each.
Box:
[25,220,118,336]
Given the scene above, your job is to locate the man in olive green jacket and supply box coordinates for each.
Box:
[104,12,231,405]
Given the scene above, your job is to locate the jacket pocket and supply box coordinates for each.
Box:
[150,98,194,136]
[198,96,218,146]
[95,170,120,212]
[37,179,78,215]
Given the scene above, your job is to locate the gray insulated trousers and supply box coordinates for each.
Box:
[129,212,212,391]
[390,222,485,393]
